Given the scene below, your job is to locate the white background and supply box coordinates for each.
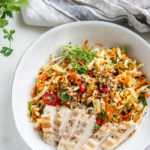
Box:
[0,14,150,150]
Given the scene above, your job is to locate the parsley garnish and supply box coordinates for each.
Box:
[98,111,107,120]
[63,45,97,74]
[0,0,28,56]
[94,124,100,130]
[139,94,147,108]
[119,87,123,92]
[121,46,128,55]
[28,103,32,111]
[41,103,46,108]
[60,89,70,102]
[111,57,117,64]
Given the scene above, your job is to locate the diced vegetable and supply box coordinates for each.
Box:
[42,90,59,106]
[96,118,104,125]
[80,83,86,94]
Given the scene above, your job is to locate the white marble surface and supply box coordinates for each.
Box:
[0,14,150,150]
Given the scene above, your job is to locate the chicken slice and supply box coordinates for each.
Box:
[98,121,136,150]
[80,123,116,150]
[52,106,72,143]
[57,108,85,150]
[67,114,96,150]
[41,105,57,146]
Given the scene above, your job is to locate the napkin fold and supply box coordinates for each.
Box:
[21,0,150,32]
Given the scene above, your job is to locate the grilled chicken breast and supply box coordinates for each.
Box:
[41,105,57,146]
[80,123,116,150]
[98,121,136,150]
[52,106,72,143]
[66,114,96,150]
[58,108,85,150]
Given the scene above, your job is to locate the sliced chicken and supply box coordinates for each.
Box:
[52,106,72,143]
[57,108,85,150]
[63,113,95,150]
[41,105,57,146]
[98,121,136,150]
[80,123,116,150]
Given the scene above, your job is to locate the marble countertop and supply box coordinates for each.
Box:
[0,14,150,150]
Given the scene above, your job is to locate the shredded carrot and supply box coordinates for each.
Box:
[134,114,140,123]
[122,55,126,63]
[95,42,104,47]
[40,72,48,81]
[135,78,147,89]
[119,70,124,74]
[83,40,89,49]
[122,109,133,118]
[144,94,150,97]
[112,48,117,60]
[37,79,43,88]
[142,72,146,76]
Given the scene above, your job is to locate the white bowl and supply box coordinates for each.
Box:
[12,21,150,150]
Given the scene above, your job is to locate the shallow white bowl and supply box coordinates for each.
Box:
[12,21,150,150]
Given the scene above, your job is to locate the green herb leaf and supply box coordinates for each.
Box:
[60,90,70,102]
[139,94,147,108]
[48,71,54,74]
[41,104,46,108]
[94,124,100,130]
[0,46,13,56]
[111,57,117,64]
[145,81,149,85]
[0,18,8,28]
[119,87,123,92]
[121,46,128,55]
[28,103,32,111]
[98,111,107,120]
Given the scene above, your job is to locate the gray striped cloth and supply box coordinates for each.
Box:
[21,0,150,32]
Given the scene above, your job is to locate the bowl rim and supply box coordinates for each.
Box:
[11,21,150,150]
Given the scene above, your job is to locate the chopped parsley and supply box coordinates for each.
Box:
[48,71,54,74]
[111,57,117,64]
[146,81,149,85]
[28,103,32,111]
[94,124,100,130]
[139,94,147,108]
[41,103,46,108]
[119,87,123,92]
[60,89,70,102]
[98,111,107,120]
[121,46,128,55]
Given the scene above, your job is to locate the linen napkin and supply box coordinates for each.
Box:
[21,0,150,32]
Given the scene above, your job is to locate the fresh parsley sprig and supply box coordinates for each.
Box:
[0,0,28,57]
